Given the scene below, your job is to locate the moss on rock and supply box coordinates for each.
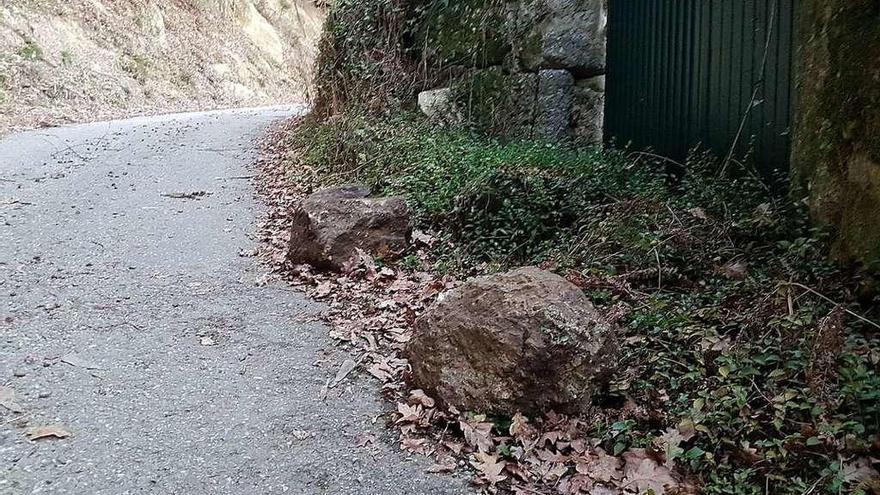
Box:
[413,0,511,68]
[791,0,880,268]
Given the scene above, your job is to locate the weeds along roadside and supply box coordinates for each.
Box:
[264,107,880,495]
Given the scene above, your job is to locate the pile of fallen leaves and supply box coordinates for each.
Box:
[252,121,696,495]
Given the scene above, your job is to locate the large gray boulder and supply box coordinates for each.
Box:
[515,0,606,77]
[406,267,618,415]
[287,185,411,271]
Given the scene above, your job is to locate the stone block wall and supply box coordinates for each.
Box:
[417,0,607,142]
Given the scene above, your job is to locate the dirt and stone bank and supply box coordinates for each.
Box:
[0,0,324,133]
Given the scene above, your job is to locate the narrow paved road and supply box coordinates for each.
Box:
[0,108,470,495]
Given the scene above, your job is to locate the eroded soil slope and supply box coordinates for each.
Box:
[0,0,323,132]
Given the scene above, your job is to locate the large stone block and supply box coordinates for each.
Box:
[536,69,574,139]
[515,0,606,77]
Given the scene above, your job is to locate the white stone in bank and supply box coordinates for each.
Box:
[418,87,460,124]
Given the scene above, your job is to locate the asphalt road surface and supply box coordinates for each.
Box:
[0,107,472,495]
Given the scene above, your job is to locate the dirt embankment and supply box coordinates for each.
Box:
[0,0,324,133]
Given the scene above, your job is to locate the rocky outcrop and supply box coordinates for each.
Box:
[406,266,618,415]
[288,185,412,271]
[791,0,880,267]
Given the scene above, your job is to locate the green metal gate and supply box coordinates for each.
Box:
[604,0,796,176]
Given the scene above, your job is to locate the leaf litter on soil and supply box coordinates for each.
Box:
[252,120,696,495]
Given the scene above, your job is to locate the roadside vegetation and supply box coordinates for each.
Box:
[265,0,880,493]
[273,108,880,494]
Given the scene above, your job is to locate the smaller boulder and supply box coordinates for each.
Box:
[406,267,618,415]
[288,185,411,271]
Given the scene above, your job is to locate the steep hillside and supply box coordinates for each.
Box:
[0,0,323,132]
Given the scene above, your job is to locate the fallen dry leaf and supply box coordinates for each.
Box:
[557,473,594,494]
[622,448,677,495]
[461,418,494,453]
[687,207,708,220]
[472,452,507,485]
[411,229,436,246]
[842,457,879,485]
[401,436,428,454]
[408,389,436,408]
[535,462,569,482]
[313,281,333,298]
[367,361,394,382]
[657,427,685,468]
[718,260,748,280]
[510,412,538,442]
[330,358,357,388]
[25,425,71,440]
[443,439,465,455]
[576,448,622,483]
[396,402,423,424]
[588,486,617,495]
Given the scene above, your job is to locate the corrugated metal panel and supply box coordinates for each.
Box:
[605,0,796,177]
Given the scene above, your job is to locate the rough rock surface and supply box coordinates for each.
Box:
[572,76,605,143]
[536,69,575,139]
[418,87,461,124]
[0,0,324,133]
[288,185,411,271]
[406,266,617,415]
[517,0,606,77]
[791,0,880,266]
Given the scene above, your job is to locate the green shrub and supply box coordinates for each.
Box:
[122,54,150,82]
[280,110,880,494]
[311,0,514,117]
[17,40,42,61]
